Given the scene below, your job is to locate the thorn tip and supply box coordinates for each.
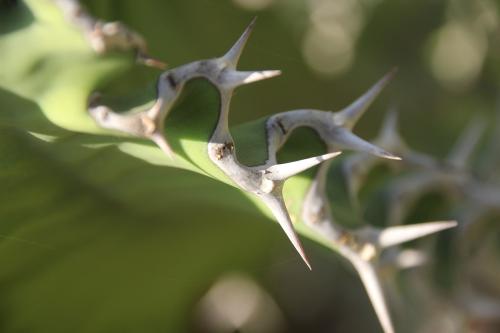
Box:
[151,132,175,159]
[222,17,258,68]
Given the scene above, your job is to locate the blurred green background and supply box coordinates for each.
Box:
[1,0,499,332]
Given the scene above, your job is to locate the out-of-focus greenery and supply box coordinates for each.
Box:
[0,0,499,332]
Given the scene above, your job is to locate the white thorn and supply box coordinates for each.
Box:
[342,249,394,333]
[333,129,401,160]
[151,132,174,159]
[222,17,257,68]
[263,194,311,270]
[89,105,145,136]
[136,52,167,70]
[382,109,399,135]
[378,109,404,149]
[378,220,457,248]
[265,152,341,181]
[89,102,174,158]
[302,161,341,235]
[221,70,281,88]
[340,110,403,206]
[394,249,428,269]
[309,158,331,195]
[333,68,398,129]
[447,117,486,170]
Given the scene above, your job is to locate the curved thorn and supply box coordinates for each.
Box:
[263,194,311,270]
[265,152,341,181]
[378,220,457,248]
[333,68,398,129]
[222,17,258,68]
